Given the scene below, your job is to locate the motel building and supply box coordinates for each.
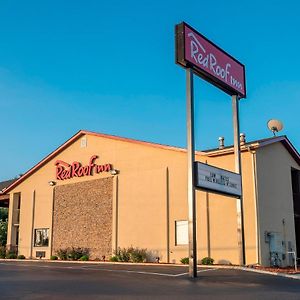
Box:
[0,130,300,267]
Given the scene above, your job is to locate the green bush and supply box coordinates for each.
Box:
[17,255,25,259]
[0,208,8,246]
[180,257,189,264]
[109,256,119,262]
[56,248,68,260]
[56,247,90,261]
[201,257,214,265]
[113,247,148,263]
[6,253,17,259]
[68,247,89,261]
[0,246,6,258]
[115,247,130,262]
[79,255,89,261]
[130,248,147,263]
[50,255,58,260]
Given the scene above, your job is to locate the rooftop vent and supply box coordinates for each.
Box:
[240,133,246,145]
[218,137,225,149]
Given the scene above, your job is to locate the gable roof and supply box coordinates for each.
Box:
[1,130,191,194]
[1,131,299,194]
[0,179,18,193]
[203,135,300,165]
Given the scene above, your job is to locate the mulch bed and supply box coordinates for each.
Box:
[251,265,299,274]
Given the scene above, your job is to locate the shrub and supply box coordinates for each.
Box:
[79,255,89,261]
[56,247,90,261]
[68,247,89,261]
[0,218,8,246]
[113,247,148,263]
[129,247,147,263]
[56,248,68,260]
[50,255,58,260]
[109,256,119,262]
[6,253,17,259]
[17,255,25,259]
[180,257,189,264]
[115,247,130,262]
[201,257,214,265]
[0,246,6,259]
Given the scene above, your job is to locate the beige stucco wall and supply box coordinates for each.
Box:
[255,143,299,266]
[6,133,297,266]
[201,150,258,265]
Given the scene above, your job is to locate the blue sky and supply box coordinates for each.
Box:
[0,0,300,181]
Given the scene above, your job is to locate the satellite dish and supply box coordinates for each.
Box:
[267,119,284,136]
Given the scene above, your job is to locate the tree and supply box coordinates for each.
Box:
[0,208,8,221]
[0,208,8,246]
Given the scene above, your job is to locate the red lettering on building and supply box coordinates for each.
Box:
[71,162,80,177]
[55,156,113,180]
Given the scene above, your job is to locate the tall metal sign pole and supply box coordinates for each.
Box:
[232,95,246,265]
[176,22,247,278]
[186,68,197,277]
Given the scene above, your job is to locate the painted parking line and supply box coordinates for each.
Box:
[81,267,184,277]
[0,262,218,277]
[80,265,218,277]
[1,262,180,276]
[173,268,219,277]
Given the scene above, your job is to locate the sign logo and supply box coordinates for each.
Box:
[55,155,112,180]
[176,22,246,98]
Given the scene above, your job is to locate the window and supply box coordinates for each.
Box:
[175,220,188,245]
[34,229,49,247]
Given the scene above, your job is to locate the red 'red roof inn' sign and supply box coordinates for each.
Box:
[176,22,246,98]
[55,155,111,180]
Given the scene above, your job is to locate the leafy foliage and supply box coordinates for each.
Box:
[68,247,89,260]
[6,252,17,259]
[56,248,68,260]
[0,208,8,246]
[0,246,6,258]
[79,255,89,261]
[201,257,214,265]
[109,255,119,262]
[112,247,148,263]
[56,247,90,261]
[180,257,189,264]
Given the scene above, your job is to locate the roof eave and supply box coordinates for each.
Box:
[4,130,85,194]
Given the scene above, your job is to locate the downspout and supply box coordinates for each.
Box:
[248,147,261,264]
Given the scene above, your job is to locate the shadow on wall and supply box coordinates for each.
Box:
[217,259,232,265]
[147,249,162,263]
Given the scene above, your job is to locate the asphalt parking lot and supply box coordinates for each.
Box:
[0,261,299,299]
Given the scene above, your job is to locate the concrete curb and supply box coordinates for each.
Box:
[232,266,300,280]
[1,259,299,279]
[0,258,186,267]
[197,264,300,280]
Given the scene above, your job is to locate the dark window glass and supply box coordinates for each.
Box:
[34,229,49,247]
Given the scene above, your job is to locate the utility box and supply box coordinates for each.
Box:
[268,232,284,267]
